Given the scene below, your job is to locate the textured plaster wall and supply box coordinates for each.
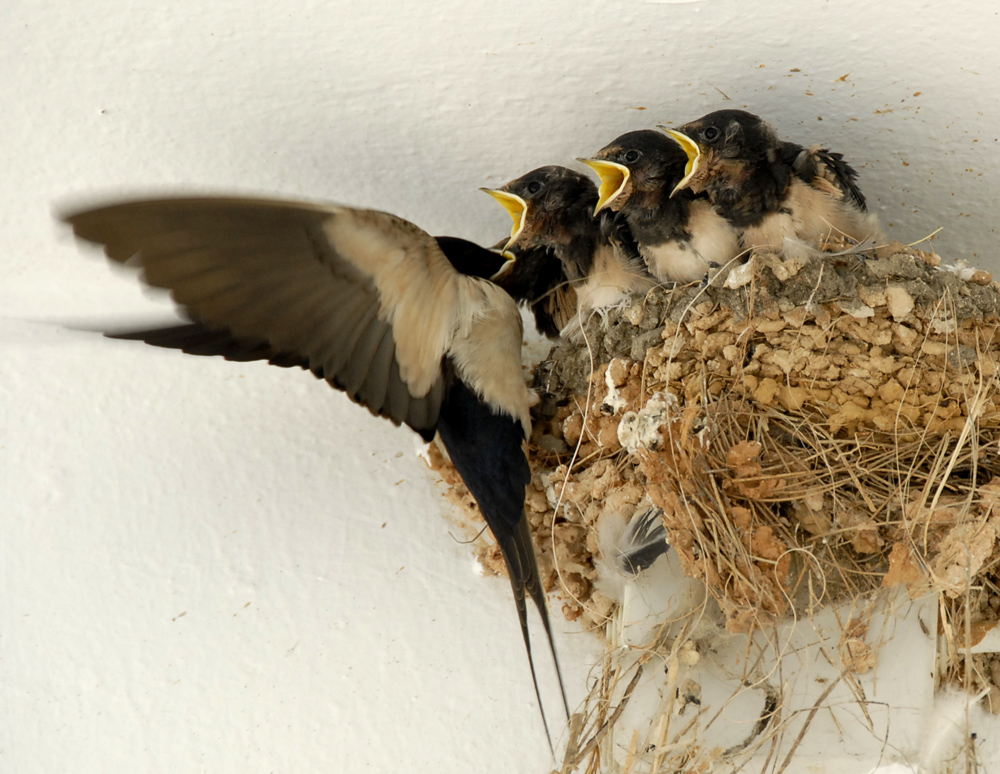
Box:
[3,1,1000,772]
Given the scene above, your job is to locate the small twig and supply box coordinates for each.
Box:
[568,665,644,767]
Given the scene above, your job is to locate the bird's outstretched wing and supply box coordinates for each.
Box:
[106,322,315,370]
[63,198,479,437]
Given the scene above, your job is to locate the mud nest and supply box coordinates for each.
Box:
[429,240,1000,735]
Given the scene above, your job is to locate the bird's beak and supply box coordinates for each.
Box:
[578,158,630,215]
[488,248,518,280]
[481,188,528,251]
[659,128,701,198]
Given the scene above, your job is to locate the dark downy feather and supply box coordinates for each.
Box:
[433,235,509,277]
[598,209,642,264]
[781,140,868,212]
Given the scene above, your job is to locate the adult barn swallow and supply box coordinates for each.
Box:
[581,130,740,284]
[62,197,569,745]
[482,166,655,334]
[665,109,883,255]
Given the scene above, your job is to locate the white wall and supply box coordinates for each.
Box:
[4,1,1000,772]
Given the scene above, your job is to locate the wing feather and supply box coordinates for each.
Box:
[63,198,463,432]
[356,327,396,412]
[322,302,382,379]
[385,358,412,426]
[340,317,394,397]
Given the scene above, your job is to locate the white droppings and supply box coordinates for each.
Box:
[414,440,434,466]
[724,260,755,289]
[939,258,984,282]
[617,391,678,454]
[603,358,630,415]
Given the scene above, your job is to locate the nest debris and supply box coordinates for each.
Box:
[428,240,1000,771]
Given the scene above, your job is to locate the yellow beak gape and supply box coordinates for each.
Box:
[488,248,517,281]
[481,188,528,251]
[659,128,702,198]
[578,158,630,215]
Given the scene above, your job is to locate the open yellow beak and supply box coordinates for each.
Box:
[488,248,517,281]
[660,128,701,198]
[481,188,528,250]
[578,158,630,215]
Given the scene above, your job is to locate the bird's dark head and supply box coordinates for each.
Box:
[482,166,598,252]
[664,110,782,198]
[582,130,690,215]
[679,110,780,161]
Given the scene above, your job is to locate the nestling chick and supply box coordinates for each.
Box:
[582,130,740,284]
[665,109,883,257]
[483,165,655,335]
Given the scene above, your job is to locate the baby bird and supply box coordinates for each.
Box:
[581,130,740,284]
[482,165,655,335]
[665,109,883,256]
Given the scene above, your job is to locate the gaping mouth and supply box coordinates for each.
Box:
[659,128,702,197]
[480,188,528,250]
[488,248,517,281]
[578,158,631,214]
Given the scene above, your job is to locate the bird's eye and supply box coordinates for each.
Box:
[624,150,640,163]
[703,126,720,142]
[527,181,542,194]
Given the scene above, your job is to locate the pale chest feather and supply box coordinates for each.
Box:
[576,243,655,312]
[741,211,794,252]
[785,180,853,242]
[448,278,532,436]
[639,202,738,284]
[741,177,887,255]
[639,240,709,284]
[688,200,740,266]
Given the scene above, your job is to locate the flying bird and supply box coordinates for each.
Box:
[61,197,569,747]
[580,130,740,284]
[482,165,655,336]
[663,109,883,257]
